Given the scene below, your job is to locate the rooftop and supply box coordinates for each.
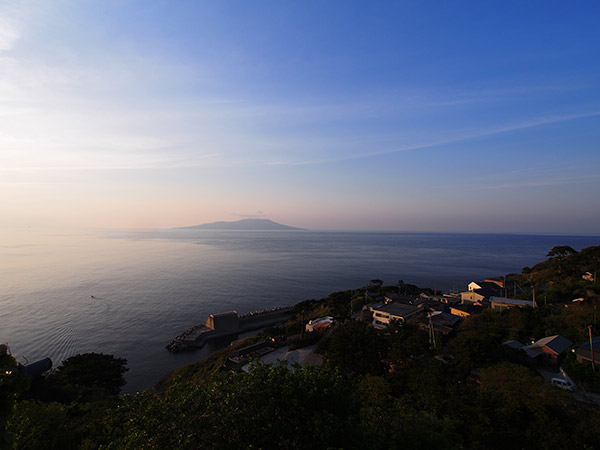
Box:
[372,303,420,317]
[525,335,573,356]
[489,297,534,307]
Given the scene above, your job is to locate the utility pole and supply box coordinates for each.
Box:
[530,273,536,308]
[589,325,595,372]
[428,314,437,350]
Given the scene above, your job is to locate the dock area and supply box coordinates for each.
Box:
[166,307,293,353]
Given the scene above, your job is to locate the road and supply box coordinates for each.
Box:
[537,366,600,407]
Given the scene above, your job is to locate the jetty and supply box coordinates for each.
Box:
[166,307,293,353]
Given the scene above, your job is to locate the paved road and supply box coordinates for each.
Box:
[537,366,600,407]
[241,345,324,372]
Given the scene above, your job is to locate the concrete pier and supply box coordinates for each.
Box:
[166,307,294,352]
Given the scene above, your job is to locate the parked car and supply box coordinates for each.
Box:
[551,377,574,391]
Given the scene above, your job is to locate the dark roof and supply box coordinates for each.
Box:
[489,297,534,307]
[429,312,460,327]
[419,300,448,312]
[473,284,502,298]
[373,303,421,318]
[528,335,573,356]
[576,337,600,360]
[431,324,454,335]
[502,340,525,350]
[384,293,415,304]
[578,336,600,351]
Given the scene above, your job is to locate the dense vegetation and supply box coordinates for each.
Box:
[3,247,600,449]
[516,245,600,303]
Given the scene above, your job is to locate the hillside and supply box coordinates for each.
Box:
[513,245,600,303]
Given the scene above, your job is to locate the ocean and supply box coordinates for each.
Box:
[1,228,598,393]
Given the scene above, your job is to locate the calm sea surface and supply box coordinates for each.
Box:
[1,228,598,393]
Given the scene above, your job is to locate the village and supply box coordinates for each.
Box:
[215,271,600,406]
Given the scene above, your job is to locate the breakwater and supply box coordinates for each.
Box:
[166,307,293,353]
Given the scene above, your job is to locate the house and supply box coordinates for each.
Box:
[450,303,484,318]
[425,311,461,335]
[503,335,573,366]
[369,303,421,329]
[582,272,595,282]
[502,340,526,351]
[383,292,416,305]
[418,299,447,312]
[522,335,573,363]
[575,336,600,365]
[462,281,502,303]
[468,281,482,291]
[490,297,534,310]
[461,290,485,303]
[305,316,333,333]
[439,294,461,305]
[484,276,520,293]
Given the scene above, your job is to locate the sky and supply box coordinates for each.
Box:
[1,1,599,233]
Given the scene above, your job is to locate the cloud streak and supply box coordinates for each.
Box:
[271,110,600,166]
[0,1,22,52]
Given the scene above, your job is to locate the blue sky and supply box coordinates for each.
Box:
[1,1,599,232]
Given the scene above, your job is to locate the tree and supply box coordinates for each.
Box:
[106,364,360,449]
[369,279,383,288]
[322,321,386,375]
[1,347,30,448]
[547,246,577,282]
[327,291,353,323]
[44,353,128,402]
[547,246,577,258]
[472,362,572,449]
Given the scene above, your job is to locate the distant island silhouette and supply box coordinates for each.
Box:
[175,218,305,231]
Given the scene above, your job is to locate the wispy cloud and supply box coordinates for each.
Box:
[271,110,600,166]
[480,173,600,190]
[0,4,597,174]
[0,2,22,52]
[231,211,266,219]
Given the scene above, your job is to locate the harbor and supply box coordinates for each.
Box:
[166,307,294,352]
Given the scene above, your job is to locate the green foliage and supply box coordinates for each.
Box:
[320,320,386,375]
[563,351,600,392]
[41,353,128,403]
[1,353,30,449]
[106,364,360,450]
[326,290,353,321]
[472,362,574,449]
[369,279,383,288]
[287,331,321,350]
[385,281,433,297]
[386,323,431,369]
[449,310,509,369]
[157,336,270,389]
[517,245,600,287]
[8,399,115,450]
[547,246,578,258]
